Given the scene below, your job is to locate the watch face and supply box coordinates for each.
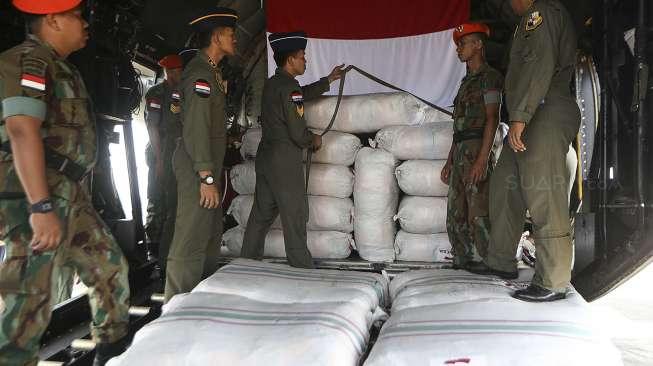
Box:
[205,176,214,184]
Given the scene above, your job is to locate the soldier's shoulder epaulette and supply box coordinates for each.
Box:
[146,82,166,98]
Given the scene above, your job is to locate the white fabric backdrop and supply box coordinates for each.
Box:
[266,30,465,110]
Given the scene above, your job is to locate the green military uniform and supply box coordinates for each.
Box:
[240,68,329,268]
[143,81,182,277]
[448,63,503,265]
[486,0,580,291]
[164,51,226,301]
[0,34,130,365]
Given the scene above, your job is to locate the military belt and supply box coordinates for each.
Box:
[453,128,484,143]
[1,142,90,182]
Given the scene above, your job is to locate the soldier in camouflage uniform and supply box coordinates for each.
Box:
[442,23,503,269]
[0,1,130,365]
[164,8,238,302]
[143,54,183,281]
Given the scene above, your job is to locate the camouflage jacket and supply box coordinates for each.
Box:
[0,35,95,198]
[452,63,503,133]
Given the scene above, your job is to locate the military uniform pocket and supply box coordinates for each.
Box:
[57,98,91,127]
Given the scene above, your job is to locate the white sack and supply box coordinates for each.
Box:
[109,293,373,366]
[222,226,353,259]
[365,283,622,366]
[230,161,354,198]
[240,127,262,160]
[374,122,453,160]
[229,161,257,195]
[395,160,448,197]
[228,195,354,232]
[353,148,399,262]
[566,144,578,203]
[193,258,390,311]
[239,128,361,166]
[395,196,447,234]
[394,231,452,263]
[305,92,452,134]
[307,131,362,166]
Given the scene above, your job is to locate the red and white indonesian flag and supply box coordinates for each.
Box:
[267,0,470,109]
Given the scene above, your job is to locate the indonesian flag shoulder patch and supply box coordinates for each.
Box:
[289,91,303,104]
[20,73,46,92]
[194,79,211,97]
[146,97,162,110]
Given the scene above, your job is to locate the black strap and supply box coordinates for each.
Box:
[0,142,89,182]
[305,65,452,190]
[453,128,485,143]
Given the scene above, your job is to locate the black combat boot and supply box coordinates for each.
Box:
[93,337,129,366]
[512,284,567,302]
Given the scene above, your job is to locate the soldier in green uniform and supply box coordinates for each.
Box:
[468,0,581,302]
[240,32,345,268]
[0,1,130,365]
[164,7,238,302]
[143,54,183,282]
[442,23,503,270]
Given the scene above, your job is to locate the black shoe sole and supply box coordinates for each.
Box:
[511,292,566,302]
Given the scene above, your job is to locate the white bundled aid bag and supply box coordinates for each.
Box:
[229,161,257,195]
[240,127,262,159]
[304,92,452,134]
[108,293,374,366]
[230,162,354,198]
[353,147,399,262]
[374,122,453,160]
[239,129,361,166]
[389,269,536,312]
[306,131,362,166]
[222,226,353,259]
[395,160,448,197]
[193,258,390,311]
[364,288,623,366]
[394,231,452,263]
[228,195,354,232]
[394,196,447,234]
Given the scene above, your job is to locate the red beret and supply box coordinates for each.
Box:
[13,0,82,14]
[158,55,183,70]
[453,23,490,44]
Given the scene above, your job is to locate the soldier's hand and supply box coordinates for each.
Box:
[508,121,527,152]
[327,64,346,83]
[440,162,452,185]
[199,183,220,209]
[467,158,488,185]
[311,134,323,152]
[30,212,63,253]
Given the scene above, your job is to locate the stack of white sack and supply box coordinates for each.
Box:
[222,225,353,259]
[231,161,354,198]
[230,129,361,259]
[373,123,453,262]
[304,92,452,134]
[364,269,624,366]
[239,128,362,165]
[110,259,390,366]
[354,147,399,262]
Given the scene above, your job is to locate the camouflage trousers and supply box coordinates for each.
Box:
[446,139,494,265]
[0,187,130,366]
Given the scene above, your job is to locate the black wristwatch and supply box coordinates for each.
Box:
[200,174,215,185]
[30,198,54,214]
